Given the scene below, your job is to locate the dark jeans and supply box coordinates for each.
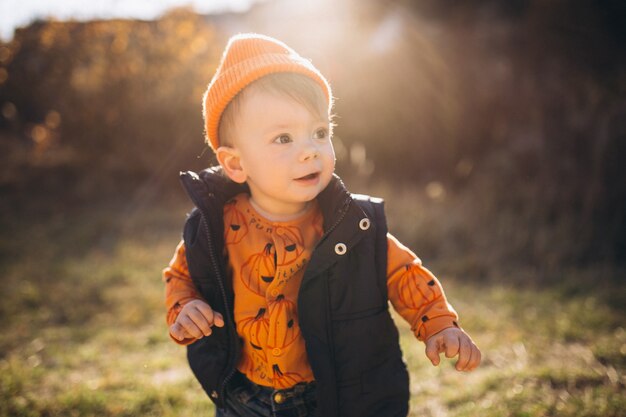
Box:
[215,372,317,417]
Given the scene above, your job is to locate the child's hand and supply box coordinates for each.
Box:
[424,327,481,372]
[170,299,225,341]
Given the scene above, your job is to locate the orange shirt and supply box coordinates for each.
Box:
[163,193,457,388]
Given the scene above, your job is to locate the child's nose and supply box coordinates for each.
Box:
[300,140,320,161]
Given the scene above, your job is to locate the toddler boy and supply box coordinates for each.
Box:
[163,33,480,417]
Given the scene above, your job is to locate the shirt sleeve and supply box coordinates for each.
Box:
[386,233,459,341]
[162,239,204,345]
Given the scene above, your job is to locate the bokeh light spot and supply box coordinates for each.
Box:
[31,124,49,144]
[45,110,62,129]
[350,142,367,167]
[425,181,446,201]
[1,101,17,119]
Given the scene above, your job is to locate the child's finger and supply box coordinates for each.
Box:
[178,325,195,340]
[178,314,205,339]
[180,327,194,339]
[458,341,482,371]
[213,311,225,327]
[444,334,461,359]
[455,337,472,370]
[196,303,224,328]
[170,322,186,340]
[425,339,442,366]
[466,344,482,371]
[187,307,214,336]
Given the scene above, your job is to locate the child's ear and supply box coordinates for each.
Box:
[215,146,247,183]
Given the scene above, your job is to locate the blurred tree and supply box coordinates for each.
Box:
[0,8,223,196]
[0,0,624,269]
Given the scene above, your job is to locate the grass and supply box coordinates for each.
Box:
[0,192,624,417]
[396,283,626,417]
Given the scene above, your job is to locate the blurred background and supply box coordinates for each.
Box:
[1,0,624,416]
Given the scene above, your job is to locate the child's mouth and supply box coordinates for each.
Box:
[295,172,320,182]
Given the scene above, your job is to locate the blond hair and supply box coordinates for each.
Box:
[218,72,334,147]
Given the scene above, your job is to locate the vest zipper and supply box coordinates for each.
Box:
[201,214,237,403]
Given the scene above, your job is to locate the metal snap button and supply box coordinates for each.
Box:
[210,390,219,399]
[273,392,285,404]
[335,243,347,255]
[359,218,370,230]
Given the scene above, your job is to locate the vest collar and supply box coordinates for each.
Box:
[180,166,355,232]
[179,166,247,214]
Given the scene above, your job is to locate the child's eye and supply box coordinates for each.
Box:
[314,128,329,140]
[274,134,292,144]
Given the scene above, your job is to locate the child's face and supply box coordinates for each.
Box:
[223,87,335,217]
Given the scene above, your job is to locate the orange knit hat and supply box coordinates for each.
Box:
[202,33,332,150]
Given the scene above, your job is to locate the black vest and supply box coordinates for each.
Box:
[180,167,409,417]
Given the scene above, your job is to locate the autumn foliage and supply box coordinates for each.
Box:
[1,0,624,274]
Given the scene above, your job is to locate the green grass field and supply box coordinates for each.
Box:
[1,197,624,417]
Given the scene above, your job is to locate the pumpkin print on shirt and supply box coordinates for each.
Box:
[397,262,442,309]
[267,294,299,350]
[240,243,276,296]
[238,307,270,361]
[272,364,304,389]
[273,226,304,266]
[226,194,321,388]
